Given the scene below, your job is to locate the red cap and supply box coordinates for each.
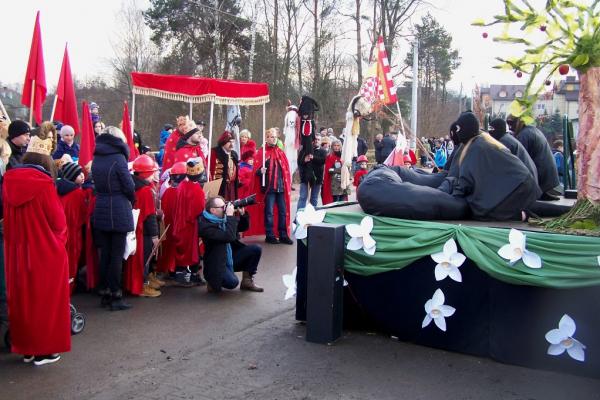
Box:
[171,161,187,175]
[357,155,368,163]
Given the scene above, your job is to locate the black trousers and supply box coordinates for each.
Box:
[95,230,126,294]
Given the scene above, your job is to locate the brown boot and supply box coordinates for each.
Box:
[240,272,264,292]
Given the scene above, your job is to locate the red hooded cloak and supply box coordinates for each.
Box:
[156,186,178,273]
[173,180,205,266]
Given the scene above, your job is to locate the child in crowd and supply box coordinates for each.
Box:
[353,155,369,190]
[238,150,255,199]
[126,155,161,298]
[53,125,80,162]
[56,162,87,293]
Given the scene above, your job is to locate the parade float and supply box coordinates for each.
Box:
[293,1,600,378]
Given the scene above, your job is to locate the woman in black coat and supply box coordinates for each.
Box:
[92,126,135,310]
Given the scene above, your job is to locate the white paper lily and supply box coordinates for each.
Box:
[497,228,542,269]
[422,289,456,332]
[346,216,376,255]
[597,255,600,267]
[545,314,586,362]
[431,238,466,282]
[282,267,297,300]
[294,204,326,240]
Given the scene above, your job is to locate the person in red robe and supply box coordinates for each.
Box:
[240,129,256,159]
[3,136,70,365]
[353,155,369,190]
[209,131,239,201]
[173,158,206,286]
[125,155,161,297]
[173,120,206,165]
[156,161,187,275]
[237,150,255,199]
[56,162,87,293]
[322,139,348,204]
[251,128,292,244]
[161,115,188,173]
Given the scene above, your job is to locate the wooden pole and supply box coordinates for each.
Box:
[207,101,214,182]
[29,79,35,126]
[262,103,266,187]
[49,94,58,121]
[131,93,136,133]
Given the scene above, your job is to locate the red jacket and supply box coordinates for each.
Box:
[157,186,178,273]
[173,180,205,266]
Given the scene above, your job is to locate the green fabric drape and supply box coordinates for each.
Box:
[322,211,600,288]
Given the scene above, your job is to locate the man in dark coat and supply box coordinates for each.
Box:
[198,196,263,293]
[380,131,396,163]
[450,112,541,221]
[507,115,560,200]
[297,135,327,209]
[7,120,31,170]
[488,118,539,188]
[374,133,384,164]
[210,131,239,201]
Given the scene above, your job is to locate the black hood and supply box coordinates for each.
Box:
[94,134,130,159]
[133,174,151,191]
[56,178,80,196]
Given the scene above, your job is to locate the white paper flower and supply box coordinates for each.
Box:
[597,256,600,267]
[497,228,542,269]
[294,204,326,240]
[431,238,466,282]
[346,216,376,255]
[282,267,297,300]
[545,314,586,362]
[421,289,456,332]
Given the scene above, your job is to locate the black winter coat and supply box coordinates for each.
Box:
[198,213,249,291]
[92,134,135,232]
[380,134,396,162]
[514,126,559,193]
[298,146,326,185]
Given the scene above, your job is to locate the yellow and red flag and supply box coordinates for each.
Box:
[359,36,397,106]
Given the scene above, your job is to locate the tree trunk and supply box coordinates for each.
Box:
[293,5,303,93]
[355,0,363,86]
[576,66,600,202]
[272,0,279,86]
[312,0,319,94]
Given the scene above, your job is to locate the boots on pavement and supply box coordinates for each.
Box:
[240,272,264,292]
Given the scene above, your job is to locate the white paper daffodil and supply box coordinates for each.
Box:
[597,255,600,267]
[545,314,586,362]
[282,267,297,300]
[497,228,542,269]
[294,204,326,240]
[346,216,376,255]
[431,238,466,282]
[422,289,456,332]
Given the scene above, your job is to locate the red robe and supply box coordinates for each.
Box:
[241,139,257,158]
[83,188,99,290]
[237,163,254,199]
[59,186,87,293]
[156,186,178,273]
[174,143,206,165]
[124,184,156,295]
[245,145,291,237]
[321,153,343,205]
[353,169,368,188]
[3,167,71,355]
[161,129,183,172]
[173,180,205,266]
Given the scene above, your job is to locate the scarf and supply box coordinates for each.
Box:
[202,210,233,271]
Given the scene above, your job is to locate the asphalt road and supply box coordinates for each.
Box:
[1,236,599,399]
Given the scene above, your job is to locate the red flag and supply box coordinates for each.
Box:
[122,102,139,161]
[375,36,397,105]
[21,11,47,125]
[79,102,95,171]
[54,45,80,133]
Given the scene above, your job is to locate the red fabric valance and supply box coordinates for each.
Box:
[131,72,269,105]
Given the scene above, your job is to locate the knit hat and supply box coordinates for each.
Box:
[163,123,173,131]
[26,135,53,156]
[241,150,254,162]
[61,162,83,182]
[217,131,234,147]
[8,120,31,140]
[489,118,507,136]
[452,112,480,144]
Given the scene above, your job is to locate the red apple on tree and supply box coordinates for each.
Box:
[540,25,547,32]
[516,71,523,78]
[558,64,570,75]
[482,32,488,39]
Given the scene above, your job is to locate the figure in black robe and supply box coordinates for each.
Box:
[507,116,560,199]
[297,96,319,157]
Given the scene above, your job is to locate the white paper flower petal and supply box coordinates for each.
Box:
[432,289,445,306]
[522,250,542,269]
[294,225,308,240]
[363,244,377,256]
[345,223,362,238]
[347,237,363,251]
[282,268,297,300]
[558,314,576,337]
[448,268,462,283]
[362,233,376,251]
[314,209,326,222]
[431,252,447,264]
[547,343,566,356]
[509,228,525,249]
[434,265,448,281]
[443,238,458,256]
[284,287,296,300]
[424,299,433,314]
[438,305,456,317]
[498,244,515,261]
[450,253,466,267]
[433,316,447,331]
[545,328,564,345]
[360,216,374,233]
[567,343,585,362]
[422,315,432,328]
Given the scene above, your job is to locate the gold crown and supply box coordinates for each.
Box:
[186,158,205,176]
[26,135,53,156]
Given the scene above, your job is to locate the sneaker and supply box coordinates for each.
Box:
[23,355,34,363]
[279,235,294,245]
[141,283,162,298]
[33,354,60,366]
[265,236,279,244]
[174,270,194,288]
[190,273,205,286]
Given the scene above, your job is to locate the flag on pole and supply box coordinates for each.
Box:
[122,101,139,161]
[79,101,95,170]
[54,45,80,133]
[359,36,397,106]
[21,11,47,125]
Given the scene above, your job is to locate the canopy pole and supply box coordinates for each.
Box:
[29,79,35,126]
[207,101,214,182]
[262,103,266,187]
[49,94,58,122]
[131,93,136,133]
[189,102,193,119]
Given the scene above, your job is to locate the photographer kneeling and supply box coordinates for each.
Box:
[199,196,264,293]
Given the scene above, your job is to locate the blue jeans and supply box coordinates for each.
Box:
[264,192,287,237]
[332,195,345,202]
[221,244,262,289]
[298,182,322,210]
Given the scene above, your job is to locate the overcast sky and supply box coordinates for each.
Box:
[3,0,574,94]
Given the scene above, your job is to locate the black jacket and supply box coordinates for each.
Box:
[380,134,396,162]
[356,137,368,157]
[491,131,539,187]
[198,212,249,291]
[7,140,26,171]
[298,146,327,185]
[92,134,135,232]
[515,126,559,193]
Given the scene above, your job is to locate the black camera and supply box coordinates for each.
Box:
[231,194,256,208]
